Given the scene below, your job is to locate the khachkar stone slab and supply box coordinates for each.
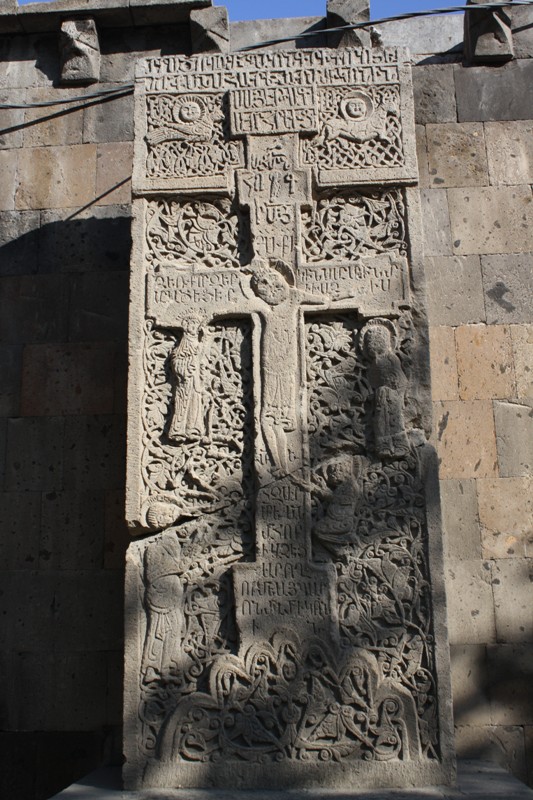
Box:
[125,47,456,791]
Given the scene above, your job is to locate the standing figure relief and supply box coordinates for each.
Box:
[168,314,207,444]
[360,319,410,459]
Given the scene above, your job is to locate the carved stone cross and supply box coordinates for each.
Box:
[125,47,455,791]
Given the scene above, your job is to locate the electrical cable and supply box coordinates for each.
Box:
[0,0,531,107]
[0,84,134,109]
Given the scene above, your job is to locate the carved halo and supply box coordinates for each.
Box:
[358,317,398,353]
[340,91,374,122]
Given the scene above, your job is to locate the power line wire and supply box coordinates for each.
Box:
[0,0,531,108]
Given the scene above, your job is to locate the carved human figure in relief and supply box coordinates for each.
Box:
[250,261,326,473]
[361,319,410,458]
[168,314,207,443]
[313,455,364,549]
[142,502,185,680]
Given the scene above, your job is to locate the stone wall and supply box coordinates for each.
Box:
[0,4,531,798]
[415,61,533,786]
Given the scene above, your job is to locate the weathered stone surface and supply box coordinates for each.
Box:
[59,18,100,85]
[440,479,481,561]
[485,121,533,186]
[450,645,491,725]
[0,275,69,343]
[477,477,533,559]
[326,0,372,49]
[510,325,533,402]
[24,88,84,147]
[20,342,116,416]
[455,324,515,401]
[83,84,133,143]
[455,725,528,784]
[68,272,128,342]
[455,59,533,122]
[492,558,533,643]
[429,326,458,401]
[11,651,107,729]
[0,491,41,569]
[381,16,463,59]
[426,123,488,188]
[39,204,131,274]
[40,490,104,570]
[447,186,533,256]
[0,150,17,211]
[416,124,430,189]
[7,570,122,651]
[63,414,125,490]
[125,47,454,790]
[482,254,533,325]
[0,210,40,276]
[412,65,457,125]
[420,189,453,257]
[190,6,229,53]
[494,400,533,477]
[433,400,498,479]
[0,91,24,149]
[426,256,485,326]
[95,142,133,205]
[4,416,64,491]
[0,345,22,416]
[487,644,533,724]
[464,0,514,64]
[104,489,130,569]
[445,560,496,645]
[15,144,97,210]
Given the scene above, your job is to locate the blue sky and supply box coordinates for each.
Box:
[217,1,448,22]
[17,0,449,19]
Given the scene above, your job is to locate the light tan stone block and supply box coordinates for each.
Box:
[450,644,491,725]
[494,400,533,477]
[426,255,485,326]
[434,400,498,479]
[446,559,496,644]
[420,188,453,256]
[455,725,527,783]
[492,558,533,643]
[426,122,488,188]
[455,324,515,401]
[15,144,97,210]
[429,326,458,401]
[0,150,17,211]
[511,325,533,401]
[415,124,430,188]
[485,121,533,186]
[478,477,533,559]
[23,88,84,148]
[448,185,533,256]
[96,142,133,206]
[440,479,481,560]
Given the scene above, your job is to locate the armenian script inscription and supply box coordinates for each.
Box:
[125,46,455,790]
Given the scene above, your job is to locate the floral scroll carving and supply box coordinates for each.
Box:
[146,198,250,270]
[301,190,406,263]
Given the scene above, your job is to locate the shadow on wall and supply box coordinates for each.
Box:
[0,211,132,800]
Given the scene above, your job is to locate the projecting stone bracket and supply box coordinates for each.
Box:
[59,17,101,85]
[464,0,514,63]
[190,6,230,53]
[326,0,381,49]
